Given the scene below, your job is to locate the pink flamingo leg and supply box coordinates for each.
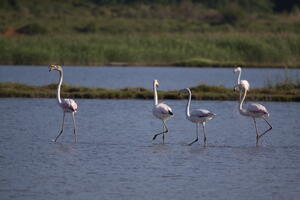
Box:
[258,118,272,139]
[188,123,199,146]
[152,120,168,144]
[72,112,77,143]
[202,122,207,146]
[253,118,259,146]
[55,112,66,142]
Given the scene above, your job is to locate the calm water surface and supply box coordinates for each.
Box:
[0,65,299,89]
[0,98,299,200]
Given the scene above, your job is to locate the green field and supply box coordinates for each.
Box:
[1,0,300,67]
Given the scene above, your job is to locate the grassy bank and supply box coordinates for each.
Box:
[1,82,299,101]
[0,33,300,67]
[1,1,300,67]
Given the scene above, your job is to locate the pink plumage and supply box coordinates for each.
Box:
[181,88,215,146]
[234,71,272,145]
[247,103,269,117]
[49,64,78,143]
[60,99,78,112]
[152,80,173,144]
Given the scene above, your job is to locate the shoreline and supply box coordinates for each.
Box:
[1,82,299,102]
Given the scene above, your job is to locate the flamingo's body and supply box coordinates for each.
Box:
[181,88,215,146]
[49,64,78,142]
[60,99,78,113]
[152,80,173,144]
[234,83,272,145]
[152,103,173,121]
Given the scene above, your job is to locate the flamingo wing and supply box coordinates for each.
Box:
[190,109,212,118]
[157,103,173,115]
[247,103,268,115]
[153,103,173,120]
[61,98,78,112]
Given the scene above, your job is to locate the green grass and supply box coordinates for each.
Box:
[1,82,300,101]
[0,33,300,67]
[1,1,300,67]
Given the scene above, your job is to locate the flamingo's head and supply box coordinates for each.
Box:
[49,64,62,72]
[209,112,217,118]
[234,84,240,91]
[179,88,191,94]
[153,79,159,87]
[234,66,241,73]
[211,113,217,117]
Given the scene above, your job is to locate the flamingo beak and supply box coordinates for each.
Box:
[49,65,56,72]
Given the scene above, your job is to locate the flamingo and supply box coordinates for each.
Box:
[234,66,250,97]
[180,88,216,146]
[234,82,272,145]
[49,64,78,142]
[152,80,174,144]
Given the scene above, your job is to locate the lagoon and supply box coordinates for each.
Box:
[0,65,299,90]
[0,98,299,200]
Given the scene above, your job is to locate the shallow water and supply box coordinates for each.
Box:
[0,98,299,200]
[0,65,299,89]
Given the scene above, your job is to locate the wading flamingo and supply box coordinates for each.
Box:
[49,64,78,142]
[152,80,173,144]
[234,82,272,145]
[180,88,216,146]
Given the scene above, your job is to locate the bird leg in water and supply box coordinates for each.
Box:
[202,123,207,146]
[153,121,168,143]
[258,118,272,139]
[55,112,65,142]
[162,125,165,144]
[253,118,259,146]
[188,123,199,146]
[72,112,77,143]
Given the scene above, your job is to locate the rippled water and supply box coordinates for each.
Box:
[0,65,299,89]
[0,98,299,200]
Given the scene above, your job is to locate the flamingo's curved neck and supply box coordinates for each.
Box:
[186,89,191,118]
[237,70,241,84]
[239,88,248,115]
[57,70,63,104]
[153,83,158,106]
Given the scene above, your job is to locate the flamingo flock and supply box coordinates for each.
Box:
[48,64,272,146]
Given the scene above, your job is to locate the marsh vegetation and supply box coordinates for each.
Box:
[1,80,299,101]
[1,0,300,67]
